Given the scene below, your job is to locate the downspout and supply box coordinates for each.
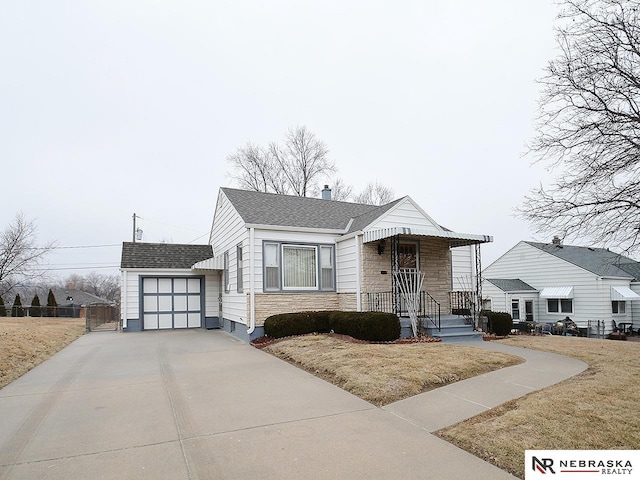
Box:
[355,234,362,311]
[247,227,256,335]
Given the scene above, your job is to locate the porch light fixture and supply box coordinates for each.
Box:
[377,239,386,255]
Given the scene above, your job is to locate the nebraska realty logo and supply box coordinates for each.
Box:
[526,451,640,479]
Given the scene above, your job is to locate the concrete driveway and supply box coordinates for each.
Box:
[0,330,585,479]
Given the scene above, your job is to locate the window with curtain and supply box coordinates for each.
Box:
[283,245,317,289]
[263,242,335,291]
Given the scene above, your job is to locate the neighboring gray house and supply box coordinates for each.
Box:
[121,187,492,340]
[483,240,640,335]
[49,288,115,318]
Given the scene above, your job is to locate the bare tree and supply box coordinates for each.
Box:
[324,177,354,201]
[353,182,396,206]
[226,143,289,194]
[0,213,55,297]
[270,126,335,197]
[59,272,121,303]
[227,126,335,197]
[521,0,640,254]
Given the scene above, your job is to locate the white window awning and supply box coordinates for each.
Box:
[539,286,574,299]
[611,286,640,301]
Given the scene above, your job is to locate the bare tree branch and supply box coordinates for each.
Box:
[353,182,396,206]
[521,0,640,255]
[227,126,335,197]
[0,213,56,297]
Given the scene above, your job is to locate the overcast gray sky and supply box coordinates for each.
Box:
[1,1,560,280]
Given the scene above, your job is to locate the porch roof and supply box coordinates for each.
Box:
[362,227,492,247]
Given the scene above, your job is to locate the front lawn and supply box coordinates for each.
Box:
[0,317,85,389]
[437,336,640,479]
[261,334,523,406]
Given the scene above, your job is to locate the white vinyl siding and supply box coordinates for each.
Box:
[368,197,440,231]
[210,190,250,324]
[451,245,476,291]
[336,237,358,293]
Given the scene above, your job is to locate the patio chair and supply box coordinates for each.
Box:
[612,320,621,333]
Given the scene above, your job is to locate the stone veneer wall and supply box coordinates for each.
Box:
[360,236,452,314]
[251,292,358,326]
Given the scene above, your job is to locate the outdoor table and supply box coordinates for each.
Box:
[618,322,633,335]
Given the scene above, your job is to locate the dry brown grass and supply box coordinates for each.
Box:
[437,336,640,479]
[262,334,523,406]
[0,316,85,389]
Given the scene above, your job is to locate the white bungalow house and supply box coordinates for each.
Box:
[482,239,640,336]
[120,187,492,341]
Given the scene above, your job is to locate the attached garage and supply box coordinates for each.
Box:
[120,242,220,332]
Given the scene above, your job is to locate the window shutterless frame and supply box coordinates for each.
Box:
[262,241,335,292]
[237,244,243,293]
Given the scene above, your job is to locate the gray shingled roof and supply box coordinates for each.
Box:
[526,242,640,281]
[221,187,383,230]
[51,288,113,306]
[486,279,537,292]
[121,242,213,269]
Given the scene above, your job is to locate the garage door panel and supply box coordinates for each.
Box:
[158,314,172,329]
[174,313,188,328]
[188,313,201,328]
[174,278,187,293]
[144,296,158,312]
[158,296,172,311]
[188,278,200,293]
[142,277,203,331]
[144,314,158,330]
[174,296,187,311]
[187,295,200,311]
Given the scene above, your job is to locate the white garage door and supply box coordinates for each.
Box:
[142,277,203,330]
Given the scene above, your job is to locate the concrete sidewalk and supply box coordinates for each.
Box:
[0,330,586,480]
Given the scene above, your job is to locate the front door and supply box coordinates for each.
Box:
[525,300,534,322]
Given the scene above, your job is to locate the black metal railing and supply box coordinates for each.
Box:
[363,291,441,332]
[449,291,477,319]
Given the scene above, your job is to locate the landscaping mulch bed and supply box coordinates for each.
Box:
[250,332,441,349]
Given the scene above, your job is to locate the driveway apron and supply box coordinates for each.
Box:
[0,330,585,479]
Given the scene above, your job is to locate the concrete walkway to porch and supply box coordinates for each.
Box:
[0,330,586,480]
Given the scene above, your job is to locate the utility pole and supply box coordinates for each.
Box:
[132,213,137,242]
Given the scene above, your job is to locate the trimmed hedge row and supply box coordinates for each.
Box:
[264,310,401,342]
[481,310,513,336]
